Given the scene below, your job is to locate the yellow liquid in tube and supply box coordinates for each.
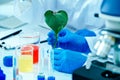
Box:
[18,55,33,72]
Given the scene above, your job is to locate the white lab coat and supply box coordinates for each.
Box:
[14,0,104,52]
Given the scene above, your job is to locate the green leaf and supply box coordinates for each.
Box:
[44,10,68,34]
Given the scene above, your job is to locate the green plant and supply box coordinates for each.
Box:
[44,10,68,48]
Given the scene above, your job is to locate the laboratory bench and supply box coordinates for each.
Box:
[0,23,72,80]
[0,1,72,80]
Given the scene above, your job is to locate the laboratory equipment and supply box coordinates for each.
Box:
[0,67,6,80]
[19,31,40,45]
[18,45,33,72]
[3,56,13,67]
[37,73,45,80]
[38,48,55,80]
[43,48,54,74]
[47,76,55,80]
[73,0,120,79]
[27,44,39,64]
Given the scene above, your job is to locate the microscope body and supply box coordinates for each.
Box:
[73,0,120,80]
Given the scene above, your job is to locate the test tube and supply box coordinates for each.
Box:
[13,46,19,80]
[42,48,54,74]
[48,49,54,74]
[39,48,45,74]
[44,48,55,79]
[48,49,55,80]
[37,45,55,79]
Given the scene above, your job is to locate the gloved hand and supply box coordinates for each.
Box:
[47,29,72,47]
[53,48,87,73]
[47,29,91,53]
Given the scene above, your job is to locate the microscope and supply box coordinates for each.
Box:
[73,0,120,80]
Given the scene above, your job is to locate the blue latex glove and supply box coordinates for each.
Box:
[75,29,96,36]
[47,29,91,53]
[53,48,87,73]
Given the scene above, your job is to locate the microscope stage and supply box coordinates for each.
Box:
[72,60,120,80]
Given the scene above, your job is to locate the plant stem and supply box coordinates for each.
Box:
[53,33,58,48]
